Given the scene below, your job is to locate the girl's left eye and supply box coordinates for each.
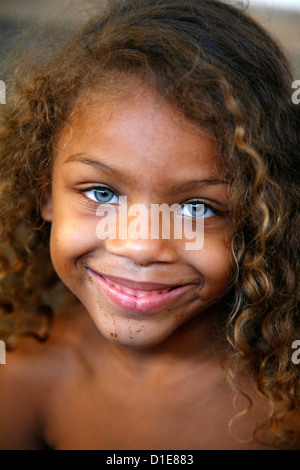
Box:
[181,201,220,218]
[79,186,119,204]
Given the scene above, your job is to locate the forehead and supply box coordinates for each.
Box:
[55,89,226,188]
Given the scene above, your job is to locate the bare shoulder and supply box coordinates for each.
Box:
[239,366,300,450]
[0,301,93,450]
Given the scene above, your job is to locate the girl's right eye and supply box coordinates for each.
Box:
[79,185,120,204]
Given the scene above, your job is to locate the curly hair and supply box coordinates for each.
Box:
[0,0,299,449]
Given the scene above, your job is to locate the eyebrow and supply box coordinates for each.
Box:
[64,153,133,185]
[64,153,231,188]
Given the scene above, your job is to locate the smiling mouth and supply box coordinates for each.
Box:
[100,275,179,297]
[87,267,195,314]
[87,268,187,297]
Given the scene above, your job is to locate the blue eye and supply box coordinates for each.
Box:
[82,186,119,204]
[181,201,218,218]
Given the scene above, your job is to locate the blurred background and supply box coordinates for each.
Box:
[0,0,300,77]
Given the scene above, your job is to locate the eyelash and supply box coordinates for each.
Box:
[77,185,120,207]
[77,185,223,218]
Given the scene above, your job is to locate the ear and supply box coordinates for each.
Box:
[40,188,53,222]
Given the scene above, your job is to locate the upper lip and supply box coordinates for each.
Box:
[90,270,189,291]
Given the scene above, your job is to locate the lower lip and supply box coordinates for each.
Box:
[88,269,193,314]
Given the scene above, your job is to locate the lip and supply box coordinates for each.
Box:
[88,268,194,314]
[96,273,182,291]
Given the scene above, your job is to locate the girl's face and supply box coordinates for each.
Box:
[42,89,233,348]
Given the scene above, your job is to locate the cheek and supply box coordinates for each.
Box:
[49,210,101,275]
[185,235,232,299]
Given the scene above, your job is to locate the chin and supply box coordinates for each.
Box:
[109,335,163,349]
[89,313,173,349]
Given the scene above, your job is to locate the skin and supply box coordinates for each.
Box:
[1,87,297,450]
[42,88,233,352]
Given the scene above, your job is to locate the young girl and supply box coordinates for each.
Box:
[0,0,299,450]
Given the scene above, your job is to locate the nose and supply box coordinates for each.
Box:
[104,238,179,266]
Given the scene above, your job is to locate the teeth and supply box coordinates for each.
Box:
[104,277,172,297]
